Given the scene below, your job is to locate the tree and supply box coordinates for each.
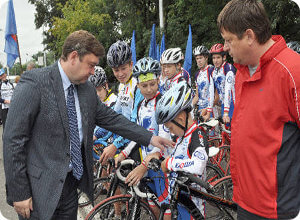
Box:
[32,51,56,66]
[31,0,300,80]
[28,0,68,52]
[262,0,300,42]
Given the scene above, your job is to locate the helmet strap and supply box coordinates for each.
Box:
[171,109,190,135]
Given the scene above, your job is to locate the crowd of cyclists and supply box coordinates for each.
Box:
[86,39,300,219]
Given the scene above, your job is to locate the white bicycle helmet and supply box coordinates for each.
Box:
[88,66,107,87]
[193,45,209,56]
[107,40,132,68]
[133,57,161,79]
[155,81,192,125]
[160,48,184,64]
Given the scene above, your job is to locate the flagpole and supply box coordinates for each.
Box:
[15,35,23,73]
[159,0,164,32]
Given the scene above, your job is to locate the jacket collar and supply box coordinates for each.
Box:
[234,35,287,82]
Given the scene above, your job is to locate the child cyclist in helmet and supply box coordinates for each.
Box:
[100,40,144,164]
[192,45,214,121]
[209,43,235,124]
[115,57,172,219]
[160,48,191,92]
[156,81,209,218]
[88,66,117,140]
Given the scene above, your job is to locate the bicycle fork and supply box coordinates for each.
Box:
[127,196,141,220]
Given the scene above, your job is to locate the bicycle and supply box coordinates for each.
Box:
[85,158,237,220]
[78,138,129,207]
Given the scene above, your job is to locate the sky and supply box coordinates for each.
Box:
[0,0,44,67]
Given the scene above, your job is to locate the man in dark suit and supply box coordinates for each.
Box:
[3,30,173,220]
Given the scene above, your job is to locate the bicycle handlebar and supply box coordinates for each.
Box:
[115,159,155,199]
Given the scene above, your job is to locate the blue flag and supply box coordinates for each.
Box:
[149,24,157,60]
[131,30,137,66]
[160,34,165,60]
[4,0,19,68]
[183,24,192,75]
[156,44,160,61]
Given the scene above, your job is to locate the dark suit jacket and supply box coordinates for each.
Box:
[3,62,152,220]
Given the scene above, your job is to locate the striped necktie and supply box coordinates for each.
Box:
[67,84,83,180]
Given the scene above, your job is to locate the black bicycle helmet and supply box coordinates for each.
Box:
[107,40,132,68]
[88,66,107,87]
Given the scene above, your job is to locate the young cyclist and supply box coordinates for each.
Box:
[160,48,191,91]
[88,66,117,140]
[210,43,236,124]
[100,40,144,163]
[192,45,214,121]
[156,81,209,218]
[115,57,172,219]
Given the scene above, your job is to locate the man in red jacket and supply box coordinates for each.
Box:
[218,0,300,219]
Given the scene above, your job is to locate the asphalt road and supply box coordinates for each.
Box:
[0,126,17,220]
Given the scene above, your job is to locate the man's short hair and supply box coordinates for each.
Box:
[61,30,105,61]
[217,0,272,44]
[26,62,35,71]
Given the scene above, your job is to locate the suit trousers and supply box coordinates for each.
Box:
[18,172,79,220]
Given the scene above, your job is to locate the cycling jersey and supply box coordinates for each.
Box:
[94,89,117,140]
[122,92,172,159]
[0,80,14,109]
[159,76,167,95]
[165,71,188,91]
[103,89,117,108]
[181,67,192,86]
[166,122,208,216]
[212,62,235,116]
[194,65,214,111]
[121,91,172,205]
[113,75,144,148]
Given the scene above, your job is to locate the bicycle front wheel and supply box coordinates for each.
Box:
[85,194,157,220]
[78,177,110,207]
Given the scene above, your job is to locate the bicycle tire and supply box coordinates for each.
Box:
[218,145,231,175]
[207,176,236,220]
[212,176,233,201]
[206,162,224,184]
[85,194,157,220]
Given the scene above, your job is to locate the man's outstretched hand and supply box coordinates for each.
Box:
[150,136,175,151]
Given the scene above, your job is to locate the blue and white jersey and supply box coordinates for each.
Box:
[194,65,214,111]
[212,62,236,112]
[122,92,172,159]
[159,76,167,95]
[113,75,144,148]
[166,122,208,216]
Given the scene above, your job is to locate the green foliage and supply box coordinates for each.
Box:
[262,0,300,42]
[30,0,300,81]
[32,51,56,66]
[9,63,26,75]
